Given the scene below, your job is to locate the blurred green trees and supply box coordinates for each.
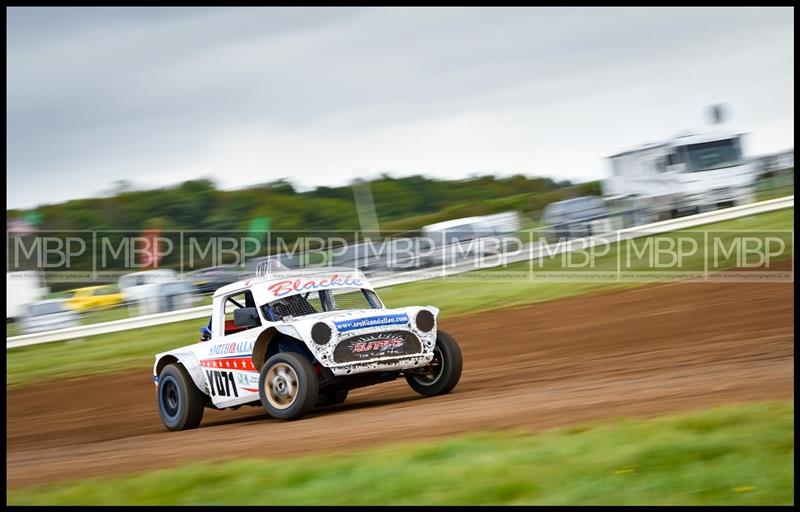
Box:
[7,174,595,233]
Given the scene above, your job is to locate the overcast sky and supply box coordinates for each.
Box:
[6,7,795,210]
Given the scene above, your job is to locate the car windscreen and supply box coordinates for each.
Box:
[28,302,66,316]
[262,287,382,321]
[562,198,607,220]
[441,225,478,244]
[161,282,191,295]
[546,198,606,222]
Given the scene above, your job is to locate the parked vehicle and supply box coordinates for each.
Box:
[19,299,79,334]
[139,280,198,315]
[475,211,521,236]
[118,269,178,304]
[329,241,384,271]
[602,129,757,220]
[378,237,434,272]
[420,212,520,267]
[541,196,612,241]
[246,253,306,276]
[6,271,49,321]
[153,259,462,430]
[185,266,243,295]
[328,238,431,273]
[63,285,125,312]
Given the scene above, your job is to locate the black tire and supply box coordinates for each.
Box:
[316,389,349,407]
[405,330,463,396]
[259,352,319,421]
[157,363,205,431]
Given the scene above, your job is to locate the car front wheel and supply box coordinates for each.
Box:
[405,330,463,396]
[259,352,319,420]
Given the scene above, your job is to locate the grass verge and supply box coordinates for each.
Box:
[7,207,794,388]
[6,400,794,505]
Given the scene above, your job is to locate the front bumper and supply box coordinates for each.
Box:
[328,352,436,376]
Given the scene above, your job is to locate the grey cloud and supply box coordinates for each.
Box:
[7,7,794,209]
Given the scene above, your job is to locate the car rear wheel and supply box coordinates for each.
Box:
[259,352,319,420]
[405,330,462,396]
[157,363,205,431]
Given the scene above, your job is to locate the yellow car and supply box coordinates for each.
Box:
[64,286,125,312]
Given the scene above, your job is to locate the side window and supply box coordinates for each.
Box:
[223,290,259,335]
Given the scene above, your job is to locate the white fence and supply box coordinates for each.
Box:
[6,195,793,349]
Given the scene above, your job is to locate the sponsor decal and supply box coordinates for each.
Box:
[267,273,364,298]
[333,330,421,363]
[209,340,255,356]
[352,336,405,353]
[201,356,257,370]
[334,313,409,333]
[236,371,260,387]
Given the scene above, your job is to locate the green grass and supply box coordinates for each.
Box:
[6,318,202,387]
[6,401,794,505]
[6,207,793,388]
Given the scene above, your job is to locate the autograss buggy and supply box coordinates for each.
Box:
[153,260,462,430]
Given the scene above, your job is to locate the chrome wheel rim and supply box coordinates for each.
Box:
[265,363,299,410]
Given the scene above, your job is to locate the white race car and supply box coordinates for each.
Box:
[153,260,463,430]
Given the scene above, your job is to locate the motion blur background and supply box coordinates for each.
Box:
[5,6,794,505]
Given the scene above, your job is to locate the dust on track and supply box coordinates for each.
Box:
[7,269,794,487]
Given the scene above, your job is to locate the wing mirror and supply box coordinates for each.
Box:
[233,307,261,328]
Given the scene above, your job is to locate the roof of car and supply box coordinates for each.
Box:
[548,196,603,207]
[423,216,486,232]
[212,266,371,299]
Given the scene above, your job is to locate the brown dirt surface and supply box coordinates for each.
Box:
[6,271,794,488]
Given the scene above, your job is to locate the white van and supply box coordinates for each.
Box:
[602,129,757,220]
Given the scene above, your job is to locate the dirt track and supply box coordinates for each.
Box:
[7,271,794,488]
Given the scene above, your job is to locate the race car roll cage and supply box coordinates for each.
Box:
[198,286,381,342]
